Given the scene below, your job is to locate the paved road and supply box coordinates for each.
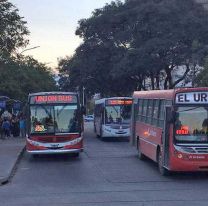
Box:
[1,122,208,206]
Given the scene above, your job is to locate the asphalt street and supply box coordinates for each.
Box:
[1,122,208,206]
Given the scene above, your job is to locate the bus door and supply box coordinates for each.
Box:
[130,100,137,146]
[97,107,104,136]
[162,106,172,168]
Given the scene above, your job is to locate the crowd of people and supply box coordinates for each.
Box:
[0,110,26,139]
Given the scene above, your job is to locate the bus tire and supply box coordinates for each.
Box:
[137,137,145,160]
[32,154,39,158]
[72,153,79,157]
[100,127,104,141]
[96,126,100,138]
[157,149,169,176]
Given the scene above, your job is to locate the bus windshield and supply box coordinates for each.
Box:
[175,106,208,143]
[30,105,79,134]
[105,105,131,124]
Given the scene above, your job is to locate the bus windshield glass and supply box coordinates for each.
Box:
[175,106,208,143]
[30,105,79,134]
[105,105,131,124]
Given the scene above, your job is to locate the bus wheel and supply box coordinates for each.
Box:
[100,128,104,141]
[137,138,145,160]
[32,154,39,158]
[158,149,169,176]
[72,153,79,157]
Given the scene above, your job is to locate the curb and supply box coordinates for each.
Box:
[0,146,26,185]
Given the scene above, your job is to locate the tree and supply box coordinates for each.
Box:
[59,0,208,96]
[195,57,208,87]
[58,38,137,97]
[111,0,208,89]
[59,1,137,96]
[0,56,57,101]
[0,0,29,59]
[0,1,57,101]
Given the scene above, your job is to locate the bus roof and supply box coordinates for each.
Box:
[133,87,208,100]
[29,91,78,97]
[95,97,132,104]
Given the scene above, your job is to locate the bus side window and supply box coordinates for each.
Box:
[158,100,165,128]
[142,99,148,123]
[138,99,143,121]
[150,100,155,125]
[101,107,105,123]
[153,100,159,126]
[165,100,172,106]
[146,99,153,124]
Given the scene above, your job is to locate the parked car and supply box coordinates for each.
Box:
[84,115,94,122]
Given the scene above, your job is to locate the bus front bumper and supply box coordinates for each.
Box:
[27,148,83,154]
[102,126,130,138]
[26,137,83,154]
[170,146,208,171]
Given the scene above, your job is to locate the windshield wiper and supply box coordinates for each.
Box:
[178,106,201,113]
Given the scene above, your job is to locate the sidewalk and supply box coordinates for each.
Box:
[0,137,25,184]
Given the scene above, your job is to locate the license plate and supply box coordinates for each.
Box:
[50,144,59,148]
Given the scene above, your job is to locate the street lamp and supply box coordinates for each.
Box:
[20,46,40,54]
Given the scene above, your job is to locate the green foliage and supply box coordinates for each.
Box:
[0,0,56,101]
[59,0,208,96]
[0,0,29,59]
[195,57,208,87]
[0,56,57,101]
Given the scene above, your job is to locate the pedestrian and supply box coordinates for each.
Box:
[1,110,12,121]
[2,118,11,139]
[19,116,26,138]
[0,118,3,139]
[11,115,20,137]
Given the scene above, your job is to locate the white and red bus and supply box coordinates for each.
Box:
[94,97,132,139]
[131,88,208,175]
[26,92,84,156]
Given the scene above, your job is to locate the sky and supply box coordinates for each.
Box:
[10,0,114,69]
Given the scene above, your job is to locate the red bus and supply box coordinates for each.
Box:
[131,87,208,175]
[26,92,84,156]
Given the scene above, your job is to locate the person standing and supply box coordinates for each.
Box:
[19,116,26,138]
[1,110,12,121]
[0,118,3,139]
[2,118,11,139]
[11,115,20,137]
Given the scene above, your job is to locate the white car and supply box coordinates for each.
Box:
[84,115,94,122]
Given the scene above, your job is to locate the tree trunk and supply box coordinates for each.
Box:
[150,73,155,90]
[164,65,173,89]
[156,73,160,89]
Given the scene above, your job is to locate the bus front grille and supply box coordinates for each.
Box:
[110,125,129,129]
[181,147,208,154]
[31,136,78,143]
[195,148,208,153]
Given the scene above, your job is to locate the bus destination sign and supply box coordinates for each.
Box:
[176,92,208,104]
[30,95,77,104]
[107,99,133,105]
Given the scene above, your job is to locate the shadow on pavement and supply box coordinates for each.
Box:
[135,154,208,180]
[99,137,129,142]
[28,153,82,163]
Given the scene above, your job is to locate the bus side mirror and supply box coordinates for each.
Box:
[81,106,86,115]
